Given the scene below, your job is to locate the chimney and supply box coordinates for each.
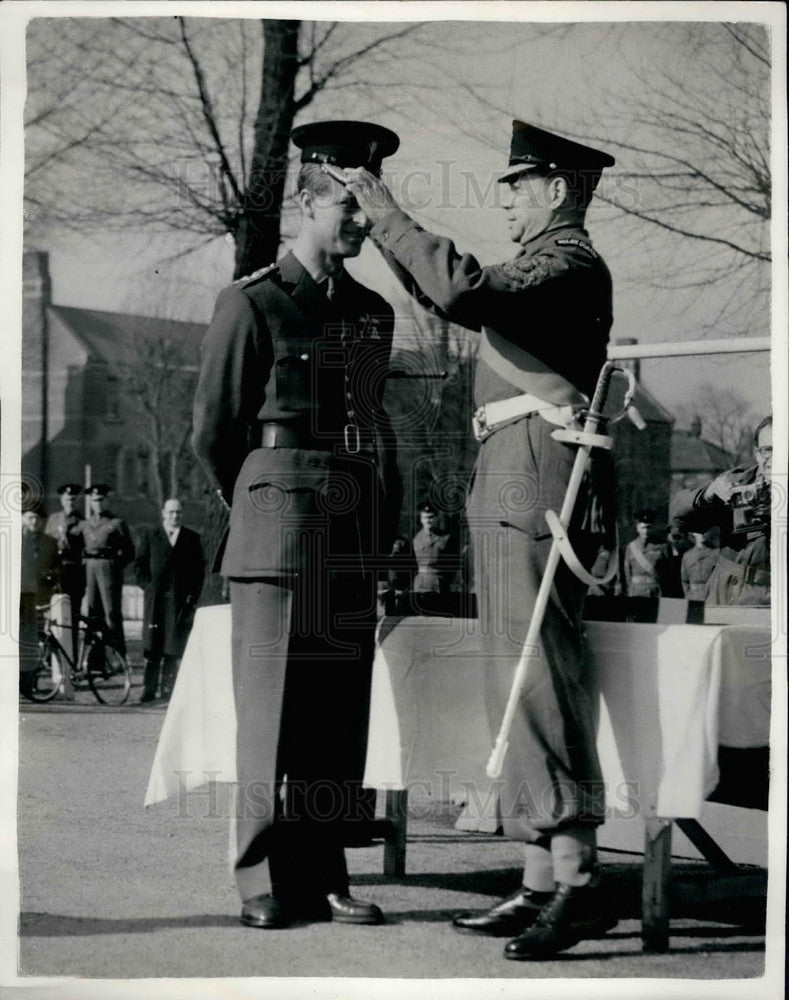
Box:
[690,415,702,438]
[613,337,640,383]
[22,251,51,491]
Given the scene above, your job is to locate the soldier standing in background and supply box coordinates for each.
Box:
[75,485,134,655]
[681,530,720,601]
[411,502,455,595]
[349,120,618,959]
[45,483,85,662]
[623,510,662,598]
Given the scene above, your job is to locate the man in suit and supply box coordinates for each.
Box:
[44,483,85,662]
[75,485,135,655]
[193,120,401,930]
[348,120,618,959]
[131,498,204,703]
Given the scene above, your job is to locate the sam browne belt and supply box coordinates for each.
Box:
[260,421,375,454]
[473,392,580,441]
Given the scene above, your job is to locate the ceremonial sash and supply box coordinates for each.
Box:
[479,327,588,407]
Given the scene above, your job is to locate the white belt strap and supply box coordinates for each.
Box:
[473,393,579,441]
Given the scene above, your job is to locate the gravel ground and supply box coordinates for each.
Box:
[9,652,771,994]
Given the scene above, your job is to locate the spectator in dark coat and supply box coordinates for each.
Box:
[20,500,60,679]
[131,498,204,702]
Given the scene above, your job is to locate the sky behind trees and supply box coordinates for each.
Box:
[11,8,784,421]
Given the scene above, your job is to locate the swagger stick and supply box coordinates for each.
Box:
[486,360,619,779]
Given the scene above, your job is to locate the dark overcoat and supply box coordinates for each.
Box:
[131,525,204,659]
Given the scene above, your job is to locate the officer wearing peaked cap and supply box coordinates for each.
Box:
[193,120,402,931]
[74,484,134,655]
[349,120,618,959]
[45,483,86,663]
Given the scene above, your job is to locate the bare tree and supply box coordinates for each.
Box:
[25,17,429,278]
[114,335,199,508]
[589,23,770,336]
[675,383,758,464]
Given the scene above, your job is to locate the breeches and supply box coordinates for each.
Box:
[466,415,604,843]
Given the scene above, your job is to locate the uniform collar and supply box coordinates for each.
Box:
[520,217,589,251]
[279,250,343,323]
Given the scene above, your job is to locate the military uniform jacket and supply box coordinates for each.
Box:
[370,208,612,407]
[192,251,399,577]
[681,545,720,600]
[44,510,85,565]
[75,511,135,568]
[623,538,662,597]
[412,528,454,593]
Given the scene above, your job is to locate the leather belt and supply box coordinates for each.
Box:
[84,550,113,559]
[260,422,375,454]
[473,392,581,441]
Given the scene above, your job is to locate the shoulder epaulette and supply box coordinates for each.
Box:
[235,263,279,289]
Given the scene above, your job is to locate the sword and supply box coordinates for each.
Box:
[486,361,641,779]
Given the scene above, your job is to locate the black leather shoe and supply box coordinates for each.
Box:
[240,893,289,929]
[452,887,554,937]
[138,692,158,704]
[503,883,617,959]
[326,893,384,925]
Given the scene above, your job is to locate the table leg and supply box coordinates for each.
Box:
[383,789,408,877]
[642,817,672,952]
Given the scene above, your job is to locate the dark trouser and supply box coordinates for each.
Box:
[141,653,180,699]
[84,558,126,655]
[61,563,85,664]
[466,414,604,889]
[230,573,376,905]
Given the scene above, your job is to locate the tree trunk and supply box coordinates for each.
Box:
[234,20,300,279]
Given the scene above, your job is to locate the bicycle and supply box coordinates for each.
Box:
[20,604,132,706]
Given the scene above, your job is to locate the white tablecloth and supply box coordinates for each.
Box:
[145,608,770,823]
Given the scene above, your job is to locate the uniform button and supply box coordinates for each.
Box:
[346,392,352,400]
[300,353,309,361]
[347,410,356,418]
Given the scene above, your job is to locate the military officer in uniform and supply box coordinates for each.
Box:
[192,120,401,930]
[681,530,720,601]
[75,485,134,655]
[623,510,662,598]
[412,502,455,594]
[45,483,85,662]
[348,120,617,959]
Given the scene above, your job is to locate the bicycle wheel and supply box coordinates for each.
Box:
[86,638,131,706]
[21,638,62,702]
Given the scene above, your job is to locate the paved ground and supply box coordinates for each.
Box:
[9,652,770,993]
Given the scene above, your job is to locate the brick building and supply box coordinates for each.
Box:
[22,251,208,531]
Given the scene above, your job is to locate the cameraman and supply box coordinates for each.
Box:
[670,415,772,606]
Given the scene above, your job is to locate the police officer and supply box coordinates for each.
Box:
[193,120,401,930]
[45,483,85,662]
[75,485,134,655]
[348,120,617,959]
[623,509,662,598]
[672,415,771,606]
[412,502,454,595]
